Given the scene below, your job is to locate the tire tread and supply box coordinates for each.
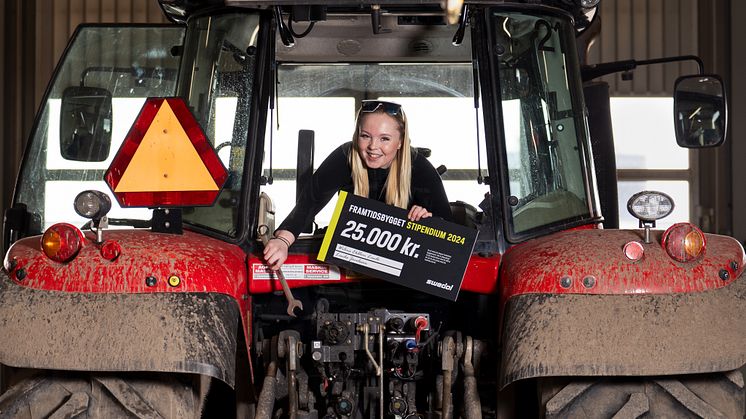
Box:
[542,371,744,419]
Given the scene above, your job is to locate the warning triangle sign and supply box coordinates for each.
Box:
[105,97,228,207]
[115,101,218,192]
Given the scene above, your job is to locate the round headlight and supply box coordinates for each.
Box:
[627,191,674,223]
[41,223,83,263]
[74,190,111,220]
[662,223,706,263]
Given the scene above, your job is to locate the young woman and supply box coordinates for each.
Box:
[263,100,452,270]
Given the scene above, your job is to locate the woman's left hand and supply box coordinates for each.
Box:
[408,205,432,221]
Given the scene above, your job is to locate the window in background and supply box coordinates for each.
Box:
[262,98,357,229]
[610,97,691,229]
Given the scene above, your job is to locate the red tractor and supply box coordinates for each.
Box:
[0,0,740,417]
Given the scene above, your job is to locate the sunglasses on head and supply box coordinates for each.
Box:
[361,100,402,116]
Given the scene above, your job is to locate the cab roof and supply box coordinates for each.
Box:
[159,0,449,24]
[157,0,596,34]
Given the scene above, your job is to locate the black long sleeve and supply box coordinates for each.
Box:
[278,143,453,237]
[410,153,453,222]
[278,144,353,236]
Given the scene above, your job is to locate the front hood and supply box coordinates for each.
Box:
[3,229,247,295]
[500,229,746,299]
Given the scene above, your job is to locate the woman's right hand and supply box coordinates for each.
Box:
[263,230,295,270]
[408,205,432,221]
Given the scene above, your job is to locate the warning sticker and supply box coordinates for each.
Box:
[252,264,342,281]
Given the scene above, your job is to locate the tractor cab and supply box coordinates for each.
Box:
[1,1,739,418]
[7,3,607,249]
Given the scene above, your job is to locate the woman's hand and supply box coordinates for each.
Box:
[407,205,432,222]
[263,230,295,270]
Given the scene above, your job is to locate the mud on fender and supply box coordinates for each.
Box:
[500,276,746,389]
[0,270,240,387]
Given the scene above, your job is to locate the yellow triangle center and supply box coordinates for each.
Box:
[115,101,219,193]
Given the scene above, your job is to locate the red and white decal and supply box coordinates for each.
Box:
[252,263,342,280]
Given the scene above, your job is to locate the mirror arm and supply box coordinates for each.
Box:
[581,55,705,82]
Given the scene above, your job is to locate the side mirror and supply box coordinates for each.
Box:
[60,86,113,161]
[673,75,727,148]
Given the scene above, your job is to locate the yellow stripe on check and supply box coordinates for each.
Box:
[317,191,348,261]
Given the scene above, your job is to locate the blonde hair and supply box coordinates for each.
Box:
[349,106,412,209]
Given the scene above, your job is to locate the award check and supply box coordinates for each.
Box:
[318,191,478,301]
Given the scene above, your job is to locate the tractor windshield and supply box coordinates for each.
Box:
[12,14,261,238]
[489,8,598,239]
[261,30,490,240]
[13,25,185,233]
[176,13,262,237]
[263,62,489,234]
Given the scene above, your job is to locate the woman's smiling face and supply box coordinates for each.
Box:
[357,112,402,169]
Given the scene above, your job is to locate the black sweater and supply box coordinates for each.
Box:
[279,142,452,237]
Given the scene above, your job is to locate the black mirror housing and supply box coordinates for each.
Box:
[673,74,727,148]
[60,86,113,161]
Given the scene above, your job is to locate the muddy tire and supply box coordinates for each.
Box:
[539,370,745,418]
[0,371,208,418]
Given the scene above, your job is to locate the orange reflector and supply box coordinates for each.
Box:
[41,223,83,263]
[684,230,705,257]
[662,223,706,263]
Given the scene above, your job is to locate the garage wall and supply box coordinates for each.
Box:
[729,2,746,242]
[587,0,700,95]
[1,2,36,254]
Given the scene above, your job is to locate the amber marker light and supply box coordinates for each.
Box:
[41,223,83,263]
[661,222,706,263]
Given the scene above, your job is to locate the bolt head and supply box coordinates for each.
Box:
[720,269,730,281]
[560,276,572,289]
[582,275,596,288]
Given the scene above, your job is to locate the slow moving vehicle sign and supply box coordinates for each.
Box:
[318,191,478,301]
[104,97,228,207]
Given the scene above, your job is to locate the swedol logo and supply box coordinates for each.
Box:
[426,279,453,291]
